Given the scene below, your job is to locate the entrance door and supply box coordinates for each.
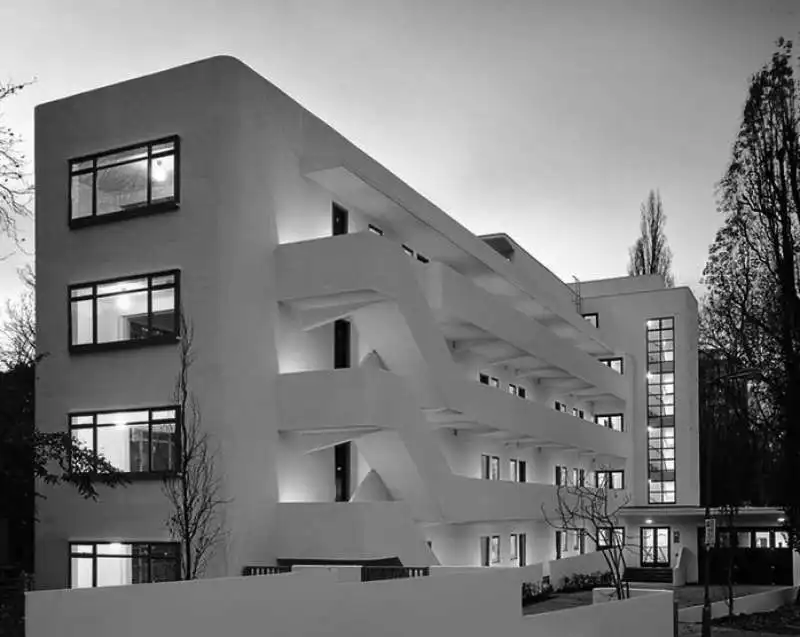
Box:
[641,527,670,567]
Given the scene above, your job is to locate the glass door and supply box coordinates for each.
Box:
[641,527,670,567]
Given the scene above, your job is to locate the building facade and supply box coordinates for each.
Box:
[35,56,721,591]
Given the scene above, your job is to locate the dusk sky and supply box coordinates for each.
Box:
[0,0,797,312]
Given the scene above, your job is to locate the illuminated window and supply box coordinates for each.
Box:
[599,357,624,374]
[481,454,500,480]
[554,401,568,413]
[69,271,179,352]
[647,317,676,503]
[70,137,179,226]
[69,408,179,475]
[597,527,625,549]
[595,470,624,490]
[70,542,179,588]
[595,413,624,432]
[582,313,598,328]
[479,373,500,388]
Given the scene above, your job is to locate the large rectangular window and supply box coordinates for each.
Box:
[597,527,625,550]
[647,317,676,504]
[595,413,624,432]
[69,270,179,352]
[595,470,624,490]
[70,542,180,588]
[70,407,179,475]
[599,357,624,374]
[70,137,179,227]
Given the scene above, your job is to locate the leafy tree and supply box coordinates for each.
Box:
[627,189,675,286]
[702,37,800,599]
[162,313,228,579]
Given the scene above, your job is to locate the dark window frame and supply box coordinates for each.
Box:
[599,357,624,374]
[595,470,625,490]
[582,313,599,328]
[595,413,624,432]
[332,203,349,235]
[597,526,626,550]
[68,269,181,354]
[68,135,180,229]
[69,541,181,588]
[69,405,181,478]
[647,316,676,504]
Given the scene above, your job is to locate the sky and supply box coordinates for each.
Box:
[0,0,797,312]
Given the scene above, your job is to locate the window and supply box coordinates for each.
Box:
[554,401,568,413]
[482,454,500,480]
[754,531,771,548]
[416,254,430,264]
[595,413,624,432]
[579,529,586,555]
[367,224,384,236]
[509,384,527,398]
[510,534,518,564]
[555,531,566,559]
[478,373,500,388]
[572,407,585,419]
[332,203,349,235]
[599,357,624,374]
[555,465,568,486]
[69,271,179,352]
[334,319,351,369]
[70,408,179,475]
[509,459,527,482]
[70,542,180,588]
[595,470,624,490]
[69,137,178,227]
[647,317,676,504]
[597,527,625,549]
[572,468,580,487]
[490,535,500,564]
[582,313,598,328]
[402,244,414,257]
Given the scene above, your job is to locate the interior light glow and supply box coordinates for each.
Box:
[116,294,131,311]
[778,517,786,523]
[645,519,653,524]
[152,159,168,182]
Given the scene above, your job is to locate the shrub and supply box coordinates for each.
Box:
[556,570,613,593]
[521,580,554,605]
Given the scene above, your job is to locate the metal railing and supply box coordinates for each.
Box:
[361,566,430,582]
[242,565,292,576]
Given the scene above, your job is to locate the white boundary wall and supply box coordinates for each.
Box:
[27,568,674,637]
[545,550,611,586]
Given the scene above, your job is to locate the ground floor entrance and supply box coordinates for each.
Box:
[641,526,671,567]
[697,527,792,585]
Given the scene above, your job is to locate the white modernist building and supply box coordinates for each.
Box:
[35,56,734,591]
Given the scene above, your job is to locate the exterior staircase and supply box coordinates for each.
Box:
[622,567,673,585]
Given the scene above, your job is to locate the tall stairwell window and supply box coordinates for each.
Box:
[334,442,351,502]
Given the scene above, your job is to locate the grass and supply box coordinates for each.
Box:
[523,584,785,617]
[713,602,800,635]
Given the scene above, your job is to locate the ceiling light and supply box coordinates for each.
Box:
[778,517,786,523]
[116,294,132,311]
[645,519,653,524]
[152,159,168,182]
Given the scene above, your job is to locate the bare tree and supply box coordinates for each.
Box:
[627,190,675,287]
[0,81,33,247]
[162,313,229,580]
[0,266,35,369]
[542,478,632,600]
